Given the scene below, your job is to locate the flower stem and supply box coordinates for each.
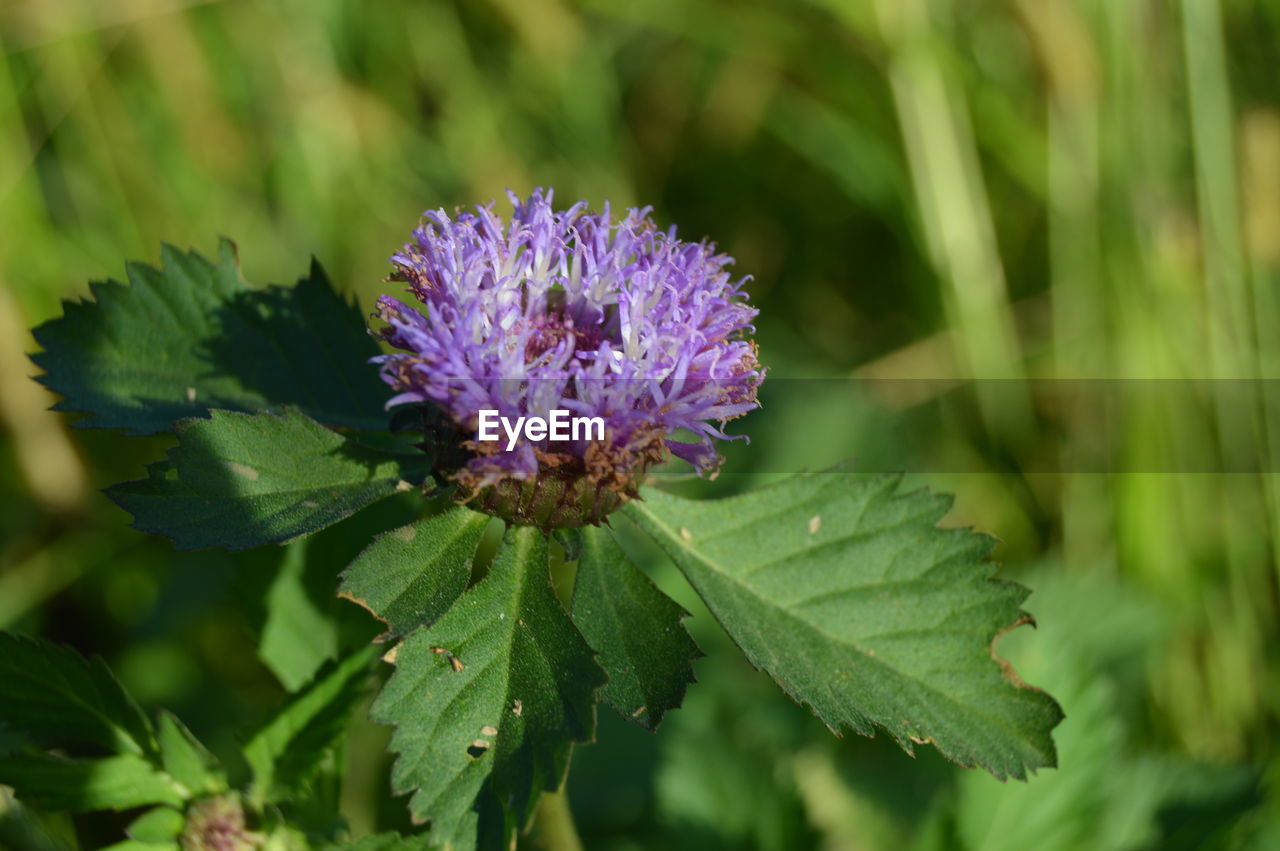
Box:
[532,784,583,851]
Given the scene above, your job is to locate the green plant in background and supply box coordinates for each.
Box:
[0,631,375,850]
[5,186,1062,846]
[2,0,1279,848]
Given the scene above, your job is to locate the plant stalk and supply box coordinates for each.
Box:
[531,785,583,851]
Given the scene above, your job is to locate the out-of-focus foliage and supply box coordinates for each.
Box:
[1,0,1278,847]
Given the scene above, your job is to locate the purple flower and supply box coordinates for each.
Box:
[373,189,763,527]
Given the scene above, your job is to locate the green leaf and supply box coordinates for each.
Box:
[624,473,1063,780]
[244,645,379,803]
[320,833,425,851]
[570,526,700,730]
[261,539,341,690]
[0,633,156,759]
[0,792,73,851]
[552,528,583,563]
[107,408,430,550]
[339,507,490,638]
[245,499,417,691]
[0,753,185,812]
[126,807,185,843]
[30,240,389,435]
[156,712,224,796]
[372,527,607,850]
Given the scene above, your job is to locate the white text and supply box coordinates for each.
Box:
[476,409,605,451]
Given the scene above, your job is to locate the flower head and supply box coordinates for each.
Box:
[373,189,763,528]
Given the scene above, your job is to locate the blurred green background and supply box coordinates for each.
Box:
[2,0,1279,847]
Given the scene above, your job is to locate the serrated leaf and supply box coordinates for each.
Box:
[0,633,156,759]
[339,507,490,638]
[244,645,378,803]
[372,527,607,850]
[126,807,185,843]
[570,526,700,730]
[0,753,185,812]
[624,473,1063,780]
[106,408,430,550]
[156,712,223,795]
[30,240,388,435]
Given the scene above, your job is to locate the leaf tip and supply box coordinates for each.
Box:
[216,236,240,267]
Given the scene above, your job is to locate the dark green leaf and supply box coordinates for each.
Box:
[30,240,388,435]
[243,645,379,803]
[320,833,425,851]
[339,507,489,637]
[552,528,583,563]
[570,526,700,730]
[126,807,185,843]
[107,409,430,550]
[624,473,1063,780]
[0,633,155,759]
[0,754,184,812]
[156,712,223,796]
[372,527,606,850]
[0,790,71,851]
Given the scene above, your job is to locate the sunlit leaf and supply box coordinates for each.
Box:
[260,539,341,691]
[0,633,156,759]
[373,527,606,850]
[156,711,224,796]
[107,409,430,550]
[30,240,388,435]
[125,807,185,844]
[625,473,1062,780]
[0,753,185,812]
[339,507,490,638]
[244,645,379,802]
[570,526,700,730]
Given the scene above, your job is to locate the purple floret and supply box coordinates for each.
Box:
[373,189,763,502]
